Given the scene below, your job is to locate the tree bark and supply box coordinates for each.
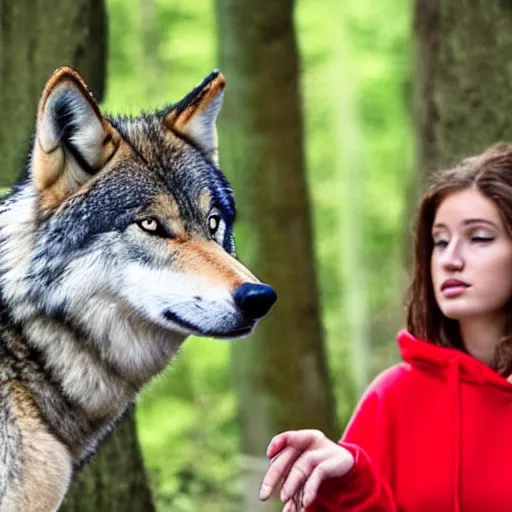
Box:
[0,1,155,510]
[0,0,106,185]
[139,0,158,100]
[216,0,338,509]
[415,0,512,182]
[61,410,155,512]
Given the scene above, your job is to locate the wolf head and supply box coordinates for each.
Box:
[0,67,276,381]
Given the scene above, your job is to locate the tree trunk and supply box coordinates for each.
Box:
[62,410,155,512]
[329,6,370,395]
[0,0,106,185]
[139,0,158,100]
[216,0,338,509]
[415,0,512,181]
[0,1,155,510]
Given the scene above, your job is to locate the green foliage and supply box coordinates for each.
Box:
[137,339,242,511]
[104,0,413,509]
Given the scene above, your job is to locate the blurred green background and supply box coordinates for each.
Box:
[101,0,414,509]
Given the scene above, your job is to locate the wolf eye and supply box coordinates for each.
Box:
[136,217,168,237]
[208,214,221,235]
[139,218,158,232]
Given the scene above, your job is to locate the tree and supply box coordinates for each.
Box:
[0,0,105,186]
[0,1,154,510]
[415,0,512,181]
[216,0,338,509]
[62,409,154,512]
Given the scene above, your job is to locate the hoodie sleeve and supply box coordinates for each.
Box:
[306,367,403,512]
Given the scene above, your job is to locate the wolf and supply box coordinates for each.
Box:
[0,66,276,511]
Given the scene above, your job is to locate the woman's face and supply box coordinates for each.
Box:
[431,187,512,321]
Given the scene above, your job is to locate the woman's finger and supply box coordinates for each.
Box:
[259,445,302,501]
[267,430,323,459]
[302,455,354,508]
[282,500,294,512]
[280,448,332,503]
[292,488,305,511]
[267,432,292,458]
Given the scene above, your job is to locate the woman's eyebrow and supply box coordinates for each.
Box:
[462,218,497,227]
[433,219,497,230]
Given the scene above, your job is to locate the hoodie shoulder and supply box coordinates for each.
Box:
[355,330,463,410]
[342,363,416,443]
[366,363,413,399]
[362,359,446,412]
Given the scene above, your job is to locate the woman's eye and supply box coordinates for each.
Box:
[209,214,220,235]
[433,239,448,248]
[471,236,494,244]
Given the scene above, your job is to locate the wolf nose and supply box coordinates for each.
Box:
[234,283,277,320]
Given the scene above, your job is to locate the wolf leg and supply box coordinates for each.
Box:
[0,382,72,512]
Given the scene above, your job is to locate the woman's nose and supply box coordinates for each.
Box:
[440,241,464,271]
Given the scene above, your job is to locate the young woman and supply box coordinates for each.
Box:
[258,143,512,512]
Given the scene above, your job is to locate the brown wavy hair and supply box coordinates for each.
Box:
[406,142,512,375]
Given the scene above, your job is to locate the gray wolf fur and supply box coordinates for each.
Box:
[0,67,276,511]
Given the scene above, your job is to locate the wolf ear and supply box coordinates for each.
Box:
[164,71,225,166]
[33,66,119,201]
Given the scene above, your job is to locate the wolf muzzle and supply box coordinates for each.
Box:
[233,283,277,320]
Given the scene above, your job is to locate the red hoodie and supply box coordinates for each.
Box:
[308,330,512,512]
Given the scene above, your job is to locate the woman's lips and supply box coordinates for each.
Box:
[441,279,470,298]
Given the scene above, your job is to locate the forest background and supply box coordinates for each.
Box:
[108,0,413,510]
[6,0,498,510]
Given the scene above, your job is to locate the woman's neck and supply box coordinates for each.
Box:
[459,314,506,367]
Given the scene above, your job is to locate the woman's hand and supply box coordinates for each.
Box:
[258,430,354,511]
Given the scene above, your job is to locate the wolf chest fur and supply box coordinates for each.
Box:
[0,67,276,511]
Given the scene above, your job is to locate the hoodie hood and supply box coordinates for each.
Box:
[332,330,512,512]
[398,329,512,511]
[397,329,512,392]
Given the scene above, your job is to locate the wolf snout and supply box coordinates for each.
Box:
[233,283,277,320]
